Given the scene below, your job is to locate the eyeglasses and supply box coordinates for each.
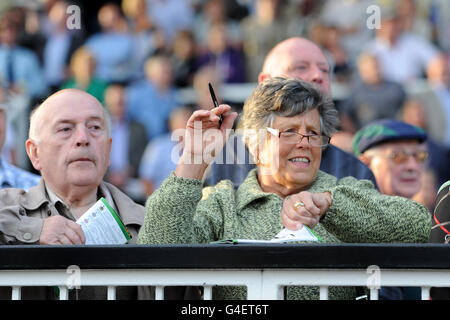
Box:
[368,150,429,164]
[266,127,330,147]
[386,150,429,164]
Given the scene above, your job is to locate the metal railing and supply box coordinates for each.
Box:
[1,244,449,300]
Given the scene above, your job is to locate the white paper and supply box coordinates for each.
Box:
[271,226,319,242]
[76,198,130,245]
[215,226,320,244]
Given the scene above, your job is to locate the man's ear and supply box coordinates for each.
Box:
[25,139,42,171]
[258,72,270,83]
[107,137,112,167]
[358,154,371,166]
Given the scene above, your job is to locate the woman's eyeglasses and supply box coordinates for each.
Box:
[266,127,330,147]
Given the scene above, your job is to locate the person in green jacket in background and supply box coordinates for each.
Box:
[138,77,432,300]
[60,46,108,104]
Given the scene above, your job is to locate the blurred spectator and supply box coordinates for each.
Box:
[126,54,178,139]
[354,118,430,207]
[318,0,373,63]
[0,12,47,170]
[60,46,108,104]
[285,0,325,39]
[428,0,450,51]
[145,0,194,44]
[139,105,191,195]
[2,5,47,65]
[412,54,450,147]
[193,0,242,50]
[85,3,134,83]
[240,0,290,81]
[0,91,40,190]
[426,54,450,145]
[170,29,198,88]
[197,22,246,84]
[363,6,440,85]
[402,98,450,189]
[192,65,222,110]
[43,0,85,92]
[104,83,148,198]
[330,131,354,154]
[0,13,47,98]
[122,0,155,32]
[122,0,163,80]
[353,119,438,299]
[341,52,406,131]
[353,120,429,302]
[395,0,432,42]
[309,20,351,83]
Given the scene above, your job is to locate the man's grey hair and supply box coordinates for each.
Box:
[28,102,112,144]
[238,77,339,153]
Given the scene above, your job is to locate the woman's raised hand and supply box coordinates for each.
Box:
[175,104,238,179]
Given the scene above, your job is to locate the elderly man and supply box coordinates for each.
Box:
[0,89,144,299]
[0,89,144,245]
[353,118,429,300]
[353,119,428,200]
[204,37,377,188]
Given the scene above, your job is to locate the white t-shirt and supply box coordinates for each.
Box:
[365,32,439,84]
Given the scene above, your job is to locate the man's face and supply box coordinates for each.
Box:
[27,91,111,193]
[260,38,331,95]
[0,24,17,46]
[363,140,426,198]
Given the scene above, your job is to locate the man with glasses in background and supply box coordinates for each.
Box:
[352,118,429,300]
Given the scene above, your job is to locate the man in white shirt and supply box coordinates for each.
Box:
[364,8,440,85]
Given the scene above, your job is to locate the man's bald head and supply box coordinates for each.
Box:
[29,89,110,143]
[258,37,331,95]
[26,88,112,195]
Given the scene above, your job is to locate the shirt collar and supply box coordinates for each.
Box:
[44,182,117,217]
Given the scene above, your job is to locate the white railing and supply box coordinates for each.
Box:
[2,268,450,300]
[1,244,449,300]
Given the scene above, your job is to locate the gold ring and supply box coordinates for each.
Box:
[294,201,305,209]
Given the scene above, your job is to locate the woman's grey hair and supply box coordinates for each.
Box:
[238,77,339,153]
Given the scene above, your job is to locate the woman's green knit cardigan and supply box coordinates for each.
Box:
[138,169,431,300]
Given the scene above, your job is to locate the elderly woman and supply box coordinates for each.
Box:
[138,78,431,299]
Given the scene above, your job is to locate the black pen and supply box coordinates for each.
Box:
[208,82,223,126]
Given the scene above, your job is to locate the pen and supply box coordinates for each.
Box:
[208,82,223,126]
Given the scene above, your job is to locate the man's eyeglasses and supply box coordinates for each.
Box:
[386,150,429,164]
[367,150,429,164]
[266,127,330,147]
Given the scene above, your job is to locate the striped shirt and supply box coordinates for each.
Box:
[0,158,41,191]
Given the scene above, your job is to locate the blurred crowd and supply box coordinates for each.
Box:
[0,0,449,206]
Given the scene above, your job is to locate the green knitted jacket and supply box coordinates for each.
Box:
[138,169,432,300]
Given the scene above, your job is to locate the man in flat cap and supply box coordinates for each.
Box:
[353,119,428,199]
[353,118,429,300]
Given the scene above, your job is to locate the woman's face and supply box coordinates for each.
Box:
[259,109,323,192]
